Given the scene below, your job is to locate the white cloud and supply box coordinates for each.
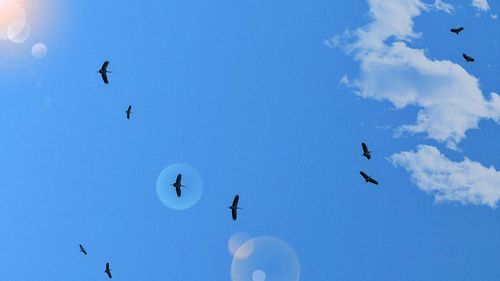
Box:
[335,0,500,148]
[433,0,454,14]
[471,0,490,12]
[390,145,500,208]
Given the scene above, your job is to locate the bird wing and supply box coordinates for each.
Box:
[176,174,182,185]
[362,142,368,153]
[102,61,109,71]
[232,195,239,208]
[106,271,112,279]
[106,263,110,270]
[368,178,379,185]
[232,208,237,221]
[360,171,369,180]
[101,72,109,84]
[176,186,181,197]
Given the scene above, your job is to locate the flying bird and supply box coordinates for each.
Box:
[171,174,185,197]
[450,27,464,35]
[104,262,112,279]
[98,61,111,84]
[79,244,87,255]
[463,53,474,62]
[126,105,132,119]
[228,195,241,221]
[360,171,379,185]
[361,142,372,160]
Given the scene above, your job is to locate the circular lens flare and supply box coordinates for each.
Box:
[0,1,26,40]
[231,236,300,281]
[228,232,253,260]
[252,270,266,281]
[156,163,203,210]
[31,42,47,59]
[7,20,30,43]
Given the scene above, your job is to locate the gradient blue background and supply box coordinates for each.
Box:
[0,0,498,280]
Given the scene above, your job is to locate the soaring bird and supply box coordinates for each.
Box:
[126,105,132,119]
[104,262,112,279]
[463,53,475,62]
[98,61,111,84]
[361,142,372,160]
[360,171,379,185]
[450,27,464,35]
[79,244,87,255]
[171,174,185,197]
[228,195,241,221]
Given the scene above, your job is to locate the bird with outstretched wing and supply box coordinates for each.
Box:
[98,61,111,84]
[229,195,241,221]
[79,244,87,255]
[105,262,112,279]
[450,27,464,35]
[360,171,379,185]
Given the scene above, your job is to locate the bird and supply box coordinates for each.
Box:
[463,53,475,62]
[79,244,87,255]
[98,61,111,84]
[360,171,379,185]
[228,195,241,221]
[361,142,372,160]
[104,262,112,279]
[171,174,185,197]
[450,27,464,35]
[125,105,132,119]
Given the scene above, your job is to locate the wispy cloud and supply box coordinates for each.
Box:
[433,0,454,14]
[390,145,500,208]
[471,0,490,12]
[331,0,500,149]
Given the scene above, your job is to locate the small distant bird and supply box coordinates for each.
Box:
[360,171,379,185]
[98,61,112,84]
[79,244,87,255]
[171,174,185,197]
[463,53,475,62]
[450,27,464,35]
[228,195,241,221]
[361,142,372,160]
[126,105,132,119]
[104,262,112,279]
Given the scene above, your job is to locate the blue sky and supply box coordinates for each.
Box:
[0,0,499,280]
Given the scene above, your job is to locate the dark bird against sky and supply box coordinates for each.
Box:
[105,262,112,279]
[171,174,185,197]
[362,142,372,160]
[126,105,132,119]
[228,195,241,221]
[463,53,474,62]
[79,244,87,255]
[360,171,379,185]
[450,27,464,35]
[98,61,111,84]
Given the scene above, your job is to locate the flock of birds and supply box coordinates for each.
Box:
[78,61,244,279]
[81,26,472,278]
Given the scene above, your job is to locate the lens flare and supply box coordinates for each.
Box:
[31,42,46,59]
[231,236,300,281]
[156,163,203,210]
[0,1,26,40]
[228,232,253,260]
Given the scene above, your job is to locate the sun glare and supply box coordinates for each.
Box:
[0,0,49,64]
